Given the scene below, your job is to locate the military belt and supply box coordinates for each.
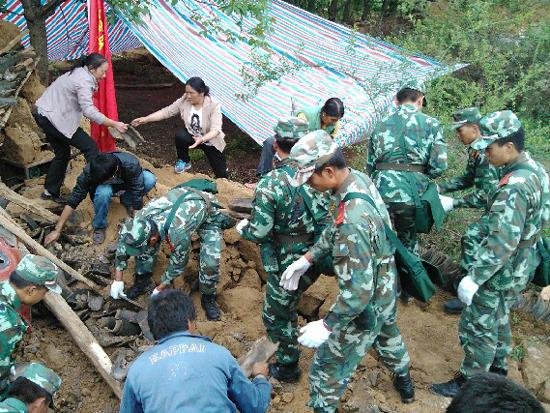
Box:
[517,234,541,249]
[375,162,426,173]
[274,233,313,245]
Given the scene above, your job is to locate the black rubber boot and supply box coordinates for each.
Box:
[125,273,153,299]
[430,372,467,398]
[489,365,508,376]
[268,362,301,383]
[393,371,415,403]
[201,294,221,321]
[444,298,465,314]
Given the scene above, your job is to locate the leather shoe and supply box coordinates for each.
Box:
[201,294,221,321]
[444,298,465,314]
[268,362,301,383]
[431,372,467,398]
[393,371,415,403]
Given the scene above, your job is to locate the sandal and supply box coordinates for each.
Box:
[92,229,106,245]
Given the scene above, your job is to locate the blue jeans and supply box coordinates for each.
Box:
[92,170,156,229]
[256,136,276,177]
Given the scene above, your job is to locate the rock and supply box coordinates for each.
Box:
[540,379,550,404]
[368,370,379,387]
[281,392,294,403]
[223,228,240,244]
[297,293,324,318]
[238,240,265,281]
[522,337,550,396]
[300,275,337,318]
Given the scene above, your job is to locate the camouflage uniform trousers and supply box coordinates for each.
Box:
[133,225,222,295]
[308,297,410,413]
[458,287,519,377]
[387,202,418,256]
[263,261,322,366]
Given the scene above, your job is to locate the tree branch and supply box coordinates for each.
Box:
[39,0,64,19]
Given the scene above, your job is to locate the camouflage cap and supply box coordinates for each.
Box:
[471,110,522,150]
[289,130,339,185]
[274,116,310,142]
[119,218,154,255]
[400,78,426,94]
[451,107,482,129]
[10,362,62,396]
[15,254,61,294]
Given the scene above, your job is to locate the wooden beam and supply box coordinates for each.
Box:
[0,182,59,224]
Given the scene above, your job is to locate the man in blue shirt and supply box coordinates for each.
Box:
[119,290,272,413]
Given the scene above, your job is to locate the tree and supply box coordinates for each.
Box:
[0,0,271,84]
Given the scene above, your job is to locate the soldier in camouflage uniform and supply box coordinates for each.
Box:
[440,108,501,314]
[431,111,550,398]
[0,255,61,395]
[238,117,332,382]
[283,131,414,412]
[110,186,234,320]
[366,80,447,259]
[0,362,61,412]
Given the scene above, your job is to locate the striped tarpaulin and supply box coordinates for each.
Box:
[1,0,450,145]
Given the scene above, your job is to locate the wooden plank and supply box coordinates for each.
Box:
[0,182,59,224]
[238,336,278,377]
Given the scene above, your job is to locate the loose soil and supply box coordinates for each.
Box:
[5,50,549,413]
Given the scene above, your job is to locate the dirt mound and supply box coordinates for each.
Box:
[0,21,20,50]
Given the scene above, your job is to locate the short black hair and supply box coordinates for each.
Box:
[148,290,196,340]
[9,271,43,289]
[396,88,424,104]
[446,373,544,413]
[321,98,345,118]
[494,126,525,152]
[274,134,296,154]
[7,377,53,407]
[313,147,347,174]
[89,153,119,184]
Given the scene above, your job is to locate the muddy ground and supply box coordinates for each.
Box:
[5,51,550,413]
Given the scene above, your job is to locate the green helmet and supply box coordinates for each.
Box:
[15,254,61,294]
[274,116,310,142]
[10,362,62,396]
[471,110,522,150]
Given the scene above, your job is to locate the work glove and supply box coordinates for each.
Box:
[236,219,249,235]
[541,286,550,301]
[110,280,126,299]
[439,195,455,213]
[280,256,312,291]
[151,287,161,297]
[457,276,479,306]
[298,319,331,348]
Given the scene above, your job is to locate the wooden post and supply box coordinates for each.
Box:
[43,292,122,398]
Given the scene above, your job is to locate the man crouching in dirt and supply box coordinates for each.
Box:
[237,117,333,382]
[0,362,61,413]
[282,131,414,412]
[110,181,234,320]
[120,290,271,413]
[44,152,157,246]
[0,255,62,395]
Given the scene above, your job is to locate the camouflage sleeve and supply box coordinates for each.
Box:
[468,184,527,285]
[365,130,378,175]
[0,325,20,379]
[425,122,447,179]
[454,159,499,209]
[323,222,374,332]
[114,241,130,272]
[309,224,336,263]
[240,178,276,244]
[160,241,190,285]
[439,168,474,194]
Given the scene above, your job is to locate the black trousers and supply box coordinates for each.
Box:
[34,113,98,196]
[175,128,228,178]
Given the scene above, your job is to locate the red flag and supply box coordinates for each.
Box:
[88,0,117,152]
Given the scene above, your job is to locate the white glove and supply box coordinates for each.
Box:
[541,286,550,301]
[298,319,331,348]
[236,219,249,235]
[457,276,479,306]
[110,281,126,299]
[280,256,312,291]
[151,287,161,297]
[439,195,455,213]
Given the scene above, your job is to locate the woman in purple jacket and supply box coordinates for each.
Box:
[34,53,127,203]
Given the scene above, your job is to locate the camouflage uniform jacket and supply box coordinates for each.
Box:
[308,169,397,333]
[439,147,500,209]
[241,159,332,273]
[366,104,447,204]
[0,397,27,412]
[115,188,231,284]
[0,283,27,391]
[468,152,550,291]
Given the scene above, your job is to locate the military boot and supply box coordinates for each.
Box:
[268,362,301,383]
[444,298,465,314]
[125,273,153,299]
[201,294,221,321]
[489,365,508,376]
[393,371,415,403]
[430,372,467,398]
